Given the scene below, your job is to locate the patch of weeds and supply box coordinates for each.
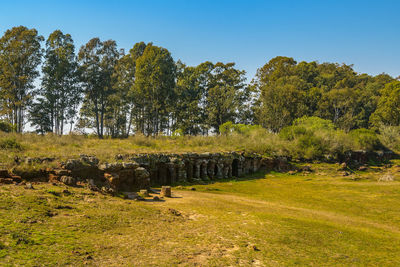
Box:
[47,190,61,197]
[0,137,23,150]
[44,209,58,217]
[0,242,6,258]
[54,205,73,210]
[168,208,182,216]
[11,233,35,245]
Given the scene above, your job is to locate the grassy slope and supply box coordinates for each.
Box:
[1,163,400,266]
[0,133,254,167]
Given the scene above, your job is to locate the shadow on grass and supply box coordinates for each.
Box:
[169,170,271,188]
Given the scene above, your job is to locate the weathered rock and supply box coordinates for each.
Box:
[139,189,149,197]
[80,155,99,166]
[338,162,347,171]
[123,192,139,200]
[122,162,139,169]
[160,186,172,197]
[168,208,181,216]
[5,152,289,193]
[11,175,22,183]
[358,166,368,171]
[134,167,150,190]
[99,163,123,172]
[60,176,76,186]
[54,169,70,176]
[48,174,59,182]
[0,169,10,178]
[104,173,120,189]
[63,159,83,170]
[300,165,312,172]
[0,178,13,184]
[378,174,394,182]
[25,157,55,165]
[25,183,34,189]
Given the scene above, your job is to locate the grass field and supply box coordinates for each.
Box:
[1,163,400,266]
[0,133,268,167]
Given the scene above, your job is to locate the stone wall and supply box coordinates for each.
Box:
[2,152,291,193]
[121,152,268,186]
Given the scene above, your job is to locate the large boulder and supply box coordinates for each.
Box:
[60,176,76,186]
[134,167,150,190]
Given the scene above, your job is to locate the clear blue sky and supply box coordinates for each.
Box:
[1,0,399,80]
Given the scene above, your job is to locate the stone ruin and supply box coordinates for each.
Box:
[0,152,291,194]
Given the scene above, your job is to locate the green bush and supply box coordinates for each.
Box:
[296,134,326,159]
[279,117,350,160]
[349,128,382,151]
[379,125,400,151]
[0,137,23,150]
[172,129,184,138]
[0,121,13,133]
[219,121,261,135]
[293,116,336,131]
[279,125,308,140]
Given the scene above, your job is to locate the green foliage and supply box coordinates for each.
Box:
[172,128,184,137]
[279,126,308,141]
[33,30,81,135]
[277,117,382,159]
[0,137,22,150]
[370,81,400,127]
[0,121,13,133]
[219,121,234,135]
[296,133,326,159]
[205,62,248,133]
[0,26,397,140]
[134,44,176,136]
[379,125,400,152]
[219,121,261,135]
[254,57,394,132]
[0,26,43,133]
[29,98,52,134]
[349,128,382,151]
[293,116,336,131]
[78,38,120,138]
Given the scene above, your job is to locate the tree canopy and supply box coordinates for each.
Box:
[0,26,398,137]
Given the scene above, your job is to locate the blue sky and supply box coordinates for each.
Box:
[1,0,399,80]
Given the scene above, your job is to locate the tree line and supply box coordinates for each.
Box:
[0,26,399,137]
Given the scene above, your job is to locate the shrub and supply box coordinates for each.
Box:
[219,121,234,135]
[279,125,308,141]
[296,134,326,159]
[349,128,382,151]
[219,121,262,135]
[379,125,400,151]
[0,137,23,150]
[172,129,184,138]
[0,121,13,133]
[279,117,349,159]
[293,116,336,131]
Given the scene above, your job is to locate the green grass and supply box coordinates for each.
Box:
[1,163,400,266]
[0,128,399,168]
